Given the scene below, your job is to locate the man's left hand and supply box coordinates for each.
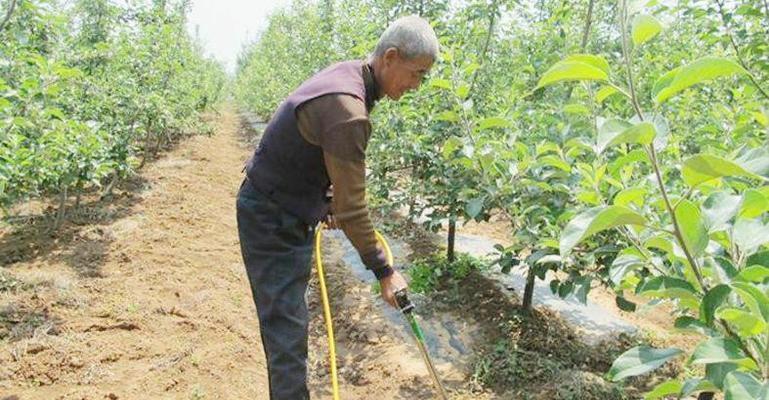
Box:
[322,213,338,229]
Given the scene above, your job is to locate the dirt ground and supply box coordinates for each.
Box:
[0,108,491,399]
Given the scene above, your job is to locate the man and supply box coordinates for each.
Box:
[235,15,438,400]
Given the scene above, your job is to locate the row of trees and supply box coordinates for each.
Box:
[235,0,769,398]
[0,0,226,227]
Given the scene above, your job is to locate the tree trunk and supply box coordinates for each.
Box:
[140,117,154,168]
[54,185,68,231]
[522,267,536,312]
[100,172,119,200]
[447,218,456,263]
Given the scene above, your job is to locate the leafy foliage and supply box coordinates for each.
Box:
[0,0,226,225]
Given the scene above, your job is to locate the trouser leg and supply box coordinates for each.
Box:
[236,178,315,400]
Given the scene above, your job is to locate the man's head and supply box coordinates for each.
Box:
[370,15,438,101]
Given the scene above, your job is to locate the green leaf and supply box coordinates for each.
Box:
[731,282,769,322]
[655,57,747,103]
[563,103,590,115]
[436,110,459,122]
[631,14,663,46]
[463,63,480,76]
[733,218,769,255]
[644,235,678,258]
[724,371,769,400]
[455,84,470,99]
[536,142,560,156]
[596,118,632,153]
[559,205,647,255]
[736,147,769,177]
[640,276,700,310]
[477,117,510,130]
[597,121,655,153]
[430,78,452,90]
[652,67,681,99]
[616,295,637,312]
[754,111,769,128]
[691,337,758,370]
[607,346,683,381]
[747,250,769,267]
[596,86,618,102]
[565,54,610,73]
[706,362,739,390]
[682,154,756,187]
[650,113,670,152]
[644,379,682,400]
[442,137,462,159]
[711,257,738,282]
[537,60,609,88]
[466,197,484,219]
[675,316,716,336]
[735,265,769,283]
[681,378,718,397]
[610,253,645,285]
[538,155,571,172]
[53,65,83,79]
[613,187,647,207]
[740,189,769,218]
[675,199,709,257]
[700,284,731,326]
[702,191,742,232]
[716,307,768,336]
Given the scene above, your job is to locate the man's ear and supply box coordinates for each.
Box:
[383,47,399,66]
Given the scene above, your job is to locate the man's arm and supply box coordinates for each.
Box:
[323,151,391,278]
[296,94,390,276]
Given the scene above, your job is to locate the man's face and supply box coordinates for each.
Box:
[380,48,434,100]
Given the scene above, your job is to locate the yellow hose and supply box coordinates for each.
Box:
[374,230,395,266]
[314,224,340,400]
[314,225,394,400]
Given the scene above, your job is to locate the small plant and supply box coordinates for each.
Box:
[407,252,487,294]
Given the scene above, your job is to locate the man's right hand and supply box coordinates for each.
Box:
[379,269,409,309]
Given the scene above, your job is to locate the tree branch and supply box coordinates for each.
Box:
[715,0,769,101]
[468,0,498,95]
[564,0,596,101]
[619,0,644,120]
[0,0,18,33]
[580,0,595,51]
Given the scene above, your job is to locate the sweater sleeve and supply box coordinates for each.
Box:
[296,95,390,273]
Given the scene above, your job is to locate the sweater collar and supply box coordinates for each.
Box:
[362,61,382,112]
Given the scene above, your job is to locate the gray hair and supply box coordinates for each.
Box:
[373,15,439,60]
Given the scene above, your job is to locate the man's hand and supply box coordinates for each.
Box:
[322,213,338,229]
[323,185,338,229]
[379,269,408,308]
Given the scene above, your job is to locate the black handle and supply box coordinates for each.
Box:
[394,288,415,314]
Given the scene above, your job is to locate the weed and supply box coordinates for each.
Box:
[407,252,487,294]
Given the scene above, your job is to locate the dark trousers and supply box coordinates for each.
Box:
[236,178,316,400]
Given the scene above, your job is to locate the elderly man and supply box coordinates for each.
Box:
[236,15,438,400]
